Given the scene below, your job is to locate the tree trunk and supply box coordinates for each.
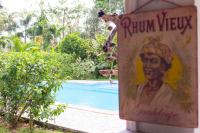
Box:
[62,9,66,39]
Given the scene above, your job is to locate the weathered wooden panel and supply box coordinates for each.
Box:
[118,6,198,127]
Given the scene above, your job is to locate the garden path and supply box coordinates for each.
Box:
[48,105,131,133]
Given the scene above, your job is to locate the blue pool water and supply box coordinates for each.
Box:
[56,81,119,111]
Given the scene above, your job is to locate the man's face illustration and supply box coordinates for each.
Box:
[141,53,165,80]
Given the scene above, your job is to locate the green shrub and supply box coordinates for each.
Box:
[58,33,91,59]
[0,52,66,128]
[71,58,95,79]
[43,52,74,80]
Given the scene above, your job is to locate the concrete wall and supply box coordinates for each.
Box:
[124,0,200,133]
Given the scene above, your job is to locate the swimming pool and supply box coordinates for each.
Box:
[56,81,118,111]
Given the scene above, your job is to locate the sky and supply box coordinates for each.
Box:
[1,0,94,13]
[0,0,95,36]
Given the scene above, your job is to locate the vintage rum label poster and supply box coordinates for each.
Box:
[118,6,198,127]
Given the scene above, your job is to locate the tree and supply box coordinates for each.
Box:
[0,8,6,33]
[96,0,124,14]
[48,0,87,39]
[83,0,124,38]
[26,11,62,50]
[0,7,18,35]
[19,13,35,43]
[4,13,19,35]
[84,5,104,38]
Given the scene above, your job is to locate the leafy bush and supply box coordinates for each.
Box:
[0,52,67,128]
[58,33,91,59]
[71,58,95,79]
[43,52,74,80]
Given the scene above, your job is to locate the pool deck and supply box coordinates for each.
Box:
[48,105,131,133]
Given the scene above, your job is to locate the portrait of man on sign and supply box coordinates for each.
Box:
[135,38,174,108]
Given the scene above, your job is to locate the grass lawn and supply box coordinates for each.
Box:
[0,117,69,133]
[0,126,63,133]
[0,124,64,133]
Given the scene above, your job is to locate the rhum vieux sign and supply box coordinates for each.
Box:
[118,6,198,127]
[121,9,193,37]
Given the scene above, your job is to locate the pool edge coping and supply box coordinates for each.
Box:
[68,104,119,115]
[65,80,118,84]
